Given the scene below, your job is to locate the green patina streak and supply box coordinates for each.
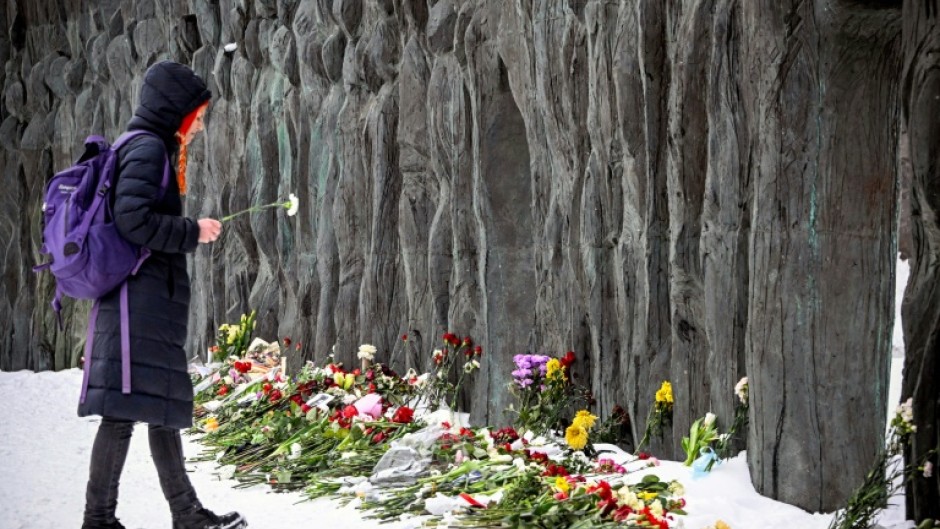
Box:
[272,75,295,254]
[310,124,328,207]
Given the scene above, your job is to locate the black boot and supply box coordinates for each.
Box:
[80,521,126,529]
[171,506,247,529]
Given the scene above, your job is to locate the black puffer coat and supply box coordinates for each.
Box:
[77,61,211,429]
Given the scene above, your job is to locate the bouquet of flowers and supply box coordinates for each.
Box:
[507,351,584,436]
[211,311,256,362]
[681,412,718,467]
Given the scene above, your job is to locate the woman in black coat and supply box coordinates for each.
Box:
[78,61,246,529]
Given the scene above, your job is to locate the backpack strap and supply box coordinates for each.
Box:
[79,298,101,404]
[78,285,132,402]
[119,281,132,395]
[112,130,172,201]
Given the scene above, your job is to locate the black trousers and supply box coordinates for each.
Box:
[83,417,200,524]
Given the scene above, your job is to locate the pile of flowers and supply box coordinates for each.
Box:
[187,319,689,528]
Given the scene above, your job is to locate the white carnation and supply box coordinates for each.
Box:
[357,344,377,361]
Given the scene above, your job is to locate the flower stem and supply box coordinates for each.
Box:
[221,203,283,222]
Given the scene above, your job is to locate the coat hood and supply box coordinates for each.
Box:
[127,61,212,146]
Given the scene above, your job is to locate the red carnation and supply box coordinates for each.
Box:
[342,405,358,419]
[283,336,292,346]
[529,451,549,463]
[262,383,272,394]
[612,505,634,522]
[401,334,408,341]
[301,404,312,414]
[268,389,282,402]
[233,361,251,374]
[560,351,576,369]
[217,385,229,396]
[473,345,483,356]
[597,497,618,516]
[587,481,613,501]
[392,406,414,424]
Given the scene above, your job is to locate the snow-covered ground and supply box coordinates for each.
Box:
[0,259,914,529]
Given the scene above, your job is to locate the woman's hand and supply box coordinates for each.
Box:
[197,218,222,243]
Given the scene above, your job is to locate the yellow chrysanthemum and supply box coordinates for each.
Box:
[565,424,589,450]
[655,380,673,404]
[572,410,597,431]
[555,476,570,493]
[203,417,219,432]
[546,358,565,381]
[715,522,732,529]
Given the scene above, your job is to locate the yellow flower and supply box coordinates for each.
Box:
[343,373,355,390]
[655,381,673,405]
[638,491,657,502]
[565,424,589,450]
[572,410,597,431]
[219,323,239,345]
[203,417,219,432]
[555,476,570,493]
[333,372,346,387]
[546,358,565,381]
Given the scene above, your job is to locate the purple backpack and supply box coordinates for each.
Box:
[35,131,169,402]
